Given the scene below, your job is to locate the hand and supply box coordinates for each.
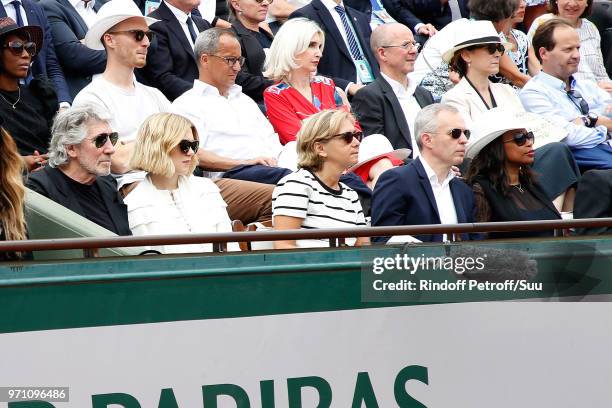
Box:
[417,23,437,37]
[597,81,612,93]
[449,70,461,84]
[24,151,48,171]
[347,83,365,96]
[451,165,462,178]
[245,156,278,167]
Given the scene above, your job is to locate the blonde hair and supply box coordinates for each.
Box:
[130,113,199,177]
[297,110,354,171]
[0,127,26,242]
[263,18,325,82]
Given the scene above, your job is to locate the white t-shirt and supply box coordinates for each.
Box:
[73,76,171,188]
[272,168,367,248]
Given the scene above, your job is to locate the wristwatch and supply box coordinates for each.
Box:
[584,112,599,128]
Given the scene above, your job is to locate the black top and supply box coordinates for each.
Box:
[0,85,52,156]
[251,28,272,49]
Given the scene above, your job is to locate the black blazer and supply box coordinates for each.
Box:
[39,0,107,99]
[290,0,379,90]
[574,169,612,236]
[385,0,468,31]
[0,0,71,103]
[231,19,274,105]
[372,157,480,242]
[139,1,211,101]
[26,166,131,236]
[351,76,433,152]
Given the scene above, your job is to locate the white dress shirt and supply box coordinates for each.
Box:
[69,0,97,28]
[420,156,458,241]
[172,80,283,161]
[164,0,196,48]
[198,0,216,24]
[380,71,422,157]
[2,0,28,25]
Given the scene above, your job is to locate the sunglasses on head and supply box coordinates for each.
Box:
[92,132,119,148]
[332,131,363,144]
[448,128,470,139]
[3,40,36,56]
[178,139,199,154]
[108,29,155,42]
[503,131,535,146]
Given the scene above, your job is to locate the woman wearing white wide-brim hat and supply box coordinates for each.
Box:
[465,108,562,239]
[441,20,579,214]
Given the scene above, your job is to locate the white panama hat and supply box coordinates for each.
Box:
[466,108,528,159]
[441,20,511,63]
[348,134,411,172]
[84,0,159,50]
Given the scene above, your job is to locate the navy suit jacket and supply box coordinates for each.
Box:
[39,0,107,99]
[371,157,479,242]
[290,0,379,90]
[0,0,71,103]
[351,75,434,151]
[138,1,211,101]
[384,0,468,31]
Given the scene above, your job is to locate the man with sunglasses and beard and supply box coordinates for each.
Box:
[27,105,132,236]
[520,18,612,172]
[371,103,480,243]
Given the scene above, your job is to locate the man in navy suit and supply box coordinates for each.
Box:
[371,103,477,243]
[139,0,212,101]
[289,0,378,96]
[39,0,108,99]
[1,0,71,105]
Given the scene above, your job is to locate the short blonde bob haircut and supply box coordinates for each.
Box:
[297,109,354,171]
[263,18,325,82]
[130,113,199,177]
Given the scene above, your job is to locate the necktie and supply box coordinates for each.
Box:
[448,0,462,21]
[11,0,24,27]
[186,16,198,43]
[334,5,365,61]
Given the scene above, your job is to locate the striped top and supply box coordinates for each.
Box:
[272,169,367,247]
[527,14,610,84]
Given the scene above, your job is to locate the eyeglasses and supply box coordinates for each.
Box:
[209,54,246,67]
[254,0,274,4]
[381,41,420,52]
[178,139,199,154]
[503,131,535,146]
[566,89,589,115]
[3,40,37,56]
[107,29,155,43]
[331,131,362,144]
[448,128,471,139]
[471,43,505,54]
[92,132,119,148]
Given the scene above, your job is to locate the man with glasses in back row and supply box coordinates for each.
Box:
[520,18,612,172]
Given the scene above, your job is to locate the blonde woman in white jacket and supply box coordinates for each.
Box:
[125,112,239,254]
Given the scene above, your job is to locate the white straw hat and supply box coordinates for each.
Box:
[441,20,511,63]
[84,0,158,50]
[466,108,527,159]
[349,134,411,172]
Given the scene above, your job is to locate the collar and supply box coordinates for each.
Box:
[381,71,416,97]
[420,156,455,187]
[193,79,243,98]
[69,0,94,9]
[164,0,190,24]
[2,0,17,6]
[321,0,345,13]
[535,70,570,92]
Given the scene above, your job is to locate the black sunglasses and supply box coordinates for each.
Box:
[178,139,199,154]
[503,131,535,146]
[92,132,119,148]
[448,128,471,139]
[108,29,155,42]
[3,40,37,56]
[566,89,589,115]
[332,131,363,144]
[482,43,505,54]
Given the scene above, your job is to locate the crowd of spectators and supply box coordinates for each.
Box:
[0,0,611,257]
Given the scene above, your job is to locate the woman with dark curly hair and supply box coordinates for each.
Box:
[0,17,57,171]
[465,109,561,239]
[0,117,28,260]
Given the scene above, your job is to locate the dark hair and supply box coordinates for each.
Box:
[468,0,519,22]
[548,0,593,17]
[465,135,535,196]
[532,18,575,63]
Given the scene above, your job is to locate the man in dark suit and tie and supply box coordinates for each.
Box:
[1,0,71,106]
[39,0,108,99]
[289,0,378,96]
[352,23,434,153]
[371,103,478,243]
[139,0,211,101]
